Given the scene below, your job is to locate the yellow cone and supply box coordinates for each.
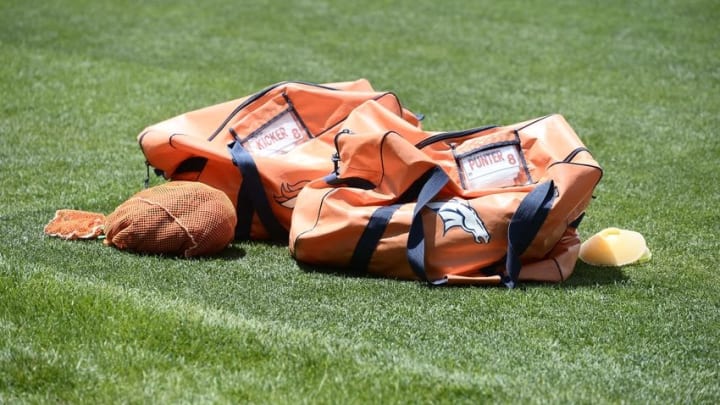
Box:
[579,227,651,267]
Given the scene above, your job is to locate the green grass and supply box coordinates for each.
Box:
[1,0,718,403]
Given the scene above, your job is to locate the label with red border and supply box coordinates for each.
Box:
[242,110,310,156]
[458,144,523,189]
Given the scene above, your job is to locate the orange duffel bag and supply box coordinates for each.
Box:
[139,79,421,241]
[289,114,602,287]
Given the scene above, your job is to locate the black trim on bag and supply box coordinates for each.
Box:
[282,93,312,138]
[452,139,519,159]
[207,82,408,143]
[553,257,565,282]
[168,133,195,149]
[138,129,150,148]
[514,130,534,185]
[546,160,604,177]
[208,81,341,141]
[375,92,405,120]
[310,92,404,140]
[415,125,498,149]
[290,188,339,255]
[516,114,553,131]
[414,114,555,150]
[561,147,591,163]
[546,145,602,178]
[569,213,586,229]
[323,173,376,189]
[174,157,208,174]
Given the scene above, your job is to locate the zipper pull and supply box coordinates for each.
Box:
[144,161,151,189]
[229,127,240,141]
[332,129,352,175]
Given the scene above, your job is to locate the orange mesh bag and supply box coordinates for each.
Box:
[104,181,236,257]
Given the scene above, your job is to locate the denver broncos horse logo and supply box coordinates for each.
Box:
[427,199,490,244]
[273,180,311,209]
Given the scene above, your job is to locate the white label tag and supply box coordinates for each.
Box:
[459,144,523,189]
[242,110,310,156]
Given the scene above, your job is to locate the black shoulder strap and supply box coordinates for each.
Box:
[349,204,402,273]
[406,175,556,288]
[228,141,288,242]
[406,167,451,284]
[503,180,556,288]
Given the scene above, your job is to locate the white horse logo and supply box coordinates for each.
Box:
[427,199,490,244]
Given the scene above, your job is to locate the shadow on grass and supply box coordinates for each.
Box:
[200,245,247,261]
[99,244,248,261]
[560,261,629,288]
[296,260,629,289]
[296,262,379,280]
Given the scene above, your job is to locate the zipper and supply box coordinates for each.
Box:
[515,114,553,132]
[207,81,343,141]
[452,139,520,160]
[282,92,312,138]
[414,125,498,149]
[414,114,554,149]
[562,147,590,163]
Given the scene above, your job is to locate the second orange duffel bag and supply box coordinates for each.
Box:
[289,114,602,287]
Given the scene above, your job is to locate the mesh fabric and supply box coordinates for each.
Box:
[104,181,236,257]
[44,209,106,240]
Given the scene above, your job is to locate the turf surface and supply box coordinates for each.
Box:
[1,0,718,403]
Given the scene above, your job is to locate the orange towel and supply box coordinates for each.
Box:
[44,209,106,240]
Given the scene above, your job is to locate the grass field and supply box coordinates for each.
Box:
[1,0,718,403]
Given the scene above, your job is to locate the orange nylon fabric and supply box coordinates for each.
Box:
[44,209,106,240]
[104,181,236,257]
[138,79,421,240]
[289,114,602,285]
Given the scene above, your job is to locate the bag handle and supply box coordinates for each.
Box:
[349,167,451,273]
[228,141,288,242]
[503,180,555,288]
[406,167,451,284]
[407,175,555,288]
